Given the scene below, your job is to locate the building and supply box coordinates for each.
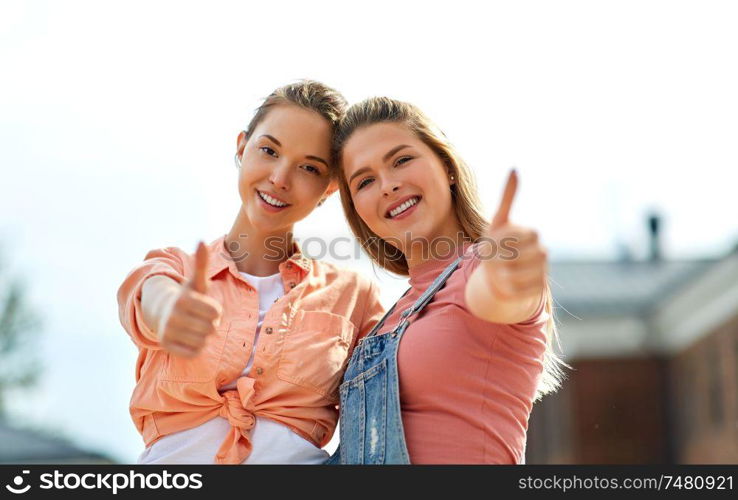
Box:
[526,217,738,464]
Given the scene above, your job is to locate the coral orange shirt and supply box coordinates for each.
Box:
[117,235,384,464]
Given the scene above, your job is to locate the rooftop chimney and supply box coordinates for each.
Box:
[648,213,662,262]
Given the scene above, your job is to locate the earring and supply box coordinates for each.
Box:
[234,153,241,168]
[450,174,455,181]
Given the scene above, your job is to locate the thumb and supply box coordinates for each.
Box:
[187,241,210,294]
[491,169,518,229]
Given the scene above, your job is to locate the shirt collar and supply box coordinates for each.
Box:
[280,239,312,274]
[207,235,312,280]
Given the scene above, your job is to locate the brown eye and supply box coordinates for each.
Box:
[302,164,321,175]
[260,146,277,157]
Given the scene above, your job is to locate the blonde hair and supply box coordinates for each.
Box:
[333,97,568,400]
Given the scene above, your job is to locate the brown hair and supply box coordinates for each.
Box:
[246,79,347,173]
[333,96,569,400]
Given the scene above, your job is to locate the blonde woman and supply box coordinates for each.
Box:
[117,81,384,464]
[328,97,568,464]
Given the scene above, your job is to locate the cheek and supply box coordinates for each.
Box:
[424,171,453,207]
[238,158,266,185]
[353,193,380,225]
[290,176,330,209]
[238,169,253,195]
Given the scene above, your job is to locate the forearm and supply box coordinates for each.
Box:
[141,275,181,336]
[465,266,542,324]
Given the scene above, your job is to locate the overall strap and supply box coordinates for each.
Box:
[365,287,412,338]
[400,256,463,330]
[365,255,465,339]
[398,256,464,325]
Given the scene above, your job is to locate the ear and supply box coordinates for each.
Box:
[448,169,456,185]
[236,130,248,160]
[325,179,339,197]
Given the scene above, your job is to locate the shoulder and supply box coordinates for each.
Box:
[143,236,223,270]
[451,241,485,281]
[310,260,376,292]
[311,260,375,289]
[143,245,188,261]
[138,246,191,276]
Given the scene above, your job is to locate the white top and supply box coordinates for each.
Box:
[220,271,284,390]
[137,271,329,464]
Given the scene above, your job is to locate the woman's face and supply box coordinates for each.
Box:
[235,103,336,234]
[342,122,461,253]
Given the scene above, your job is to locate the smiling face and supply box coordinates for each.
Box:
[235,103,336,235]
[342,122,463,255]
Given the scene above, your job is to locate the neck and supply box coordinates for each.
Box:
[225,210,295,276]
[403,219,468,271]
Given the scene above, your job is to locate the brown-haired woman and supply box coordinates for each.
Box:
[117,81,385,464]
[329,97,568,464]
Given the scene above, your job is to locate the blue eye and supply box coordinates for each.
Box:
[357,177,374,190]
[260,146,277,157]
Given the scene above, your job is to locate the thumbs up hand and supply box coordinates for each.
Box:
[481,170,548,303]
[157,242,224,358]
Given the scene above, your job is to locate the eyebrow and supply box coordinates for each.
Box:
[383,144,411,162]
[260,135,328,169]
[259,134,282,146]
[306,155,329,168]
[348,144,412,185]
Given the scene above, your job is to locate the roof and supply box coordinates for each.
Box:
[0,421,113,463]
[548,258,718,318]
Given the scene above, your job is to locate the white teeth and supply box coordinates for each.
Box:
[389,197,419,218]
[258,191,287,207]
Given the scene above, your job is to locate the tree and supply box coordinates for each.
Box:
[0,253,41,417]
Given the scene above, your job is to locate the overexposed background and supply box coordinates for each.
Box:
[1,0,737,462]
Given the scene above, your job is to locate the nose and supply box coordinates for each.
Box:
[269,163,291,191]
[381,177,401,197]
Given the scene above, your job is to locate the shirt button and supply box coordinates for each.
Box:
[265,327,273,334]
[256,367,263,375]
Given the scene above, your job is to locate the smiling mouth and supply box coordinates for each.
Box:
[257,190,290,208]
[386,196,422,219]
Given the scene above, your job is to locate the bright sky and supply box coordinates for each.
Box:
[1,0,737,462]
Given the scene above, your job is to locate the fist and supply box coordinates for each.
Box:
[480,170,548,302]
[158,242,223,358]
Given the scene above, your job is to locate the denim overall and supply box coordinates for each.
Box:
[327,256,463,464]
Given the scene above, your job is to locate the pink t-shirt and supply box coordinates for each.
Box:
[383,242,548,464]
